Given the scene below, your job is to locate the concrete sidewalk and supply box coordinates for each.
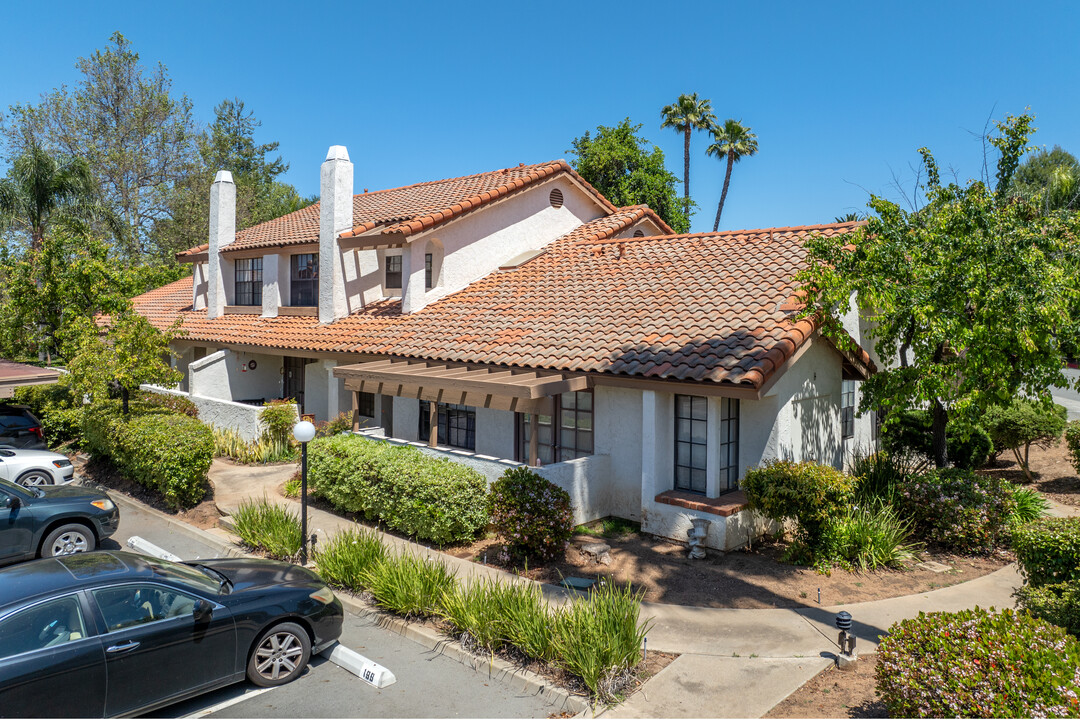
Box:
[208,459,1027,718]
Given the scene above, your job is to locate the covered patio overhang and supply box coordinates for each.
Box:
[333,358,590,465]
[0,359,61,399]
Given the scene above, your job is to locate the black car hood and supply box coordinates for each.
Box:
[195,558,322,593]
[35,484,109,503]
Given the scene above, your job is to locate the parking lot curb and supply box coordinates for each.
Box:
[105,490,591,715]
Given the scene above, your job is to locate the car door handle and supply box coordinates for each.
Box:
[106,640,140,653]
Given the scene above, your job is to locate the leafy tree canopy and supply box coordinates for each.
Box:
[798,113,1080,467]
[569,118,690,233]
[1011,145,1080,213]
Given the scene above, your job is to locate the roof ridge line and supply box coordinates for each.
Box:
[577,220,866,246]
[351,160,565,199]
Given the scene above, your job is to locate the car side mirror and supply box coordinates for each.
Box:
[2,496,17,510]
[192,599,213,623]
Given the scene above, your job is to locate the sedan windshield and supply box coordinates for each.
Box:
[0,478,37,499]
[142,557,220,595]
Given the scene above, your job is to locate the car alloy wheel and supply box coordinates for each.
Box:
[17,471,52,487]
[50,530,89,556]
[247,621,311,687]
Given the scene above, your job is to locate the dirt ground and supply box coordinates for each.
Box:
[980,437,1080,508]
[765,655,885,719]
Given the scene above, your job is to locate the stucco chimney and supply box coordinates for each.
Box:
[319,146,353,323]
[206,170,236,319]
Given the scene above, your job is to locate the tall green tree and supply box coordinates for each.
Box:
[660,93,715,222]
[798,113,1080,468]
[569,118,689,233]
[155,98,313,254]
[64,308,182,415]
[1011,145,1080,213]
[1,32,199,258]
[706,119,758,232]
[0,144,101,252]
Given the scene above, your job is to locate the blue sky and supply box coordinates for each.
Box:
[2,1,1077,233]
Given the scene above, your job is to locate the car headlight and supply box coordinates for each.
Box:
[52,459,72,468]
[90,499,115,511]
[309,586,336,605]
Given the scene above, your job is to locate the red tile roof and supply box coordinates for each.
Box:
[176,160,647,260]
[138,215,867,390]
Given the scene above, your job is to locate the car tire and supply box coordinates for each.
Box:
[247,621,311,687]
[40,523,96,558]
[16,470,54,487]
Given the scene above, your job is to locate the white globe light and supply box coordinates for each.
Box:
[292,420,317,443]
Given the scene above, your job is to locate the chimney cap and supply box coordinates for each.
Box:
[325,145,350,162]
[213,170,234,184]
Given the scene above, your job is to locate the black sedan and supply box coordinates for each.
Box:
[0,478,119,565]
[0,551,344,717]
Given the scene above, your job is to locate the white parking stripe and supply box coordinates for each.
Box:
[182,686,275,718]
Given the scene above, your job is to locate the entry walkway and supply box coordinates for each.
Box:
[209,459,1026,718]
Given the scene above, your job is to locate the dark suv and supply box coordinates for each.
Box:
[0,478,119,565]
[0,404,46,450]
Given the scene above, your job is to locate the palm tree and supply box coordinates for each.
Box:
[0,144,99,252]
[706,119,758,232]
[834,212,862,223]
[661,93,716,222]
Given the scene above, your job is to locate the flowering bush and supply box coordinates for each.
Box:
[877,607,1080,718]
[489,466,573,562]
[895,469,1015,554]
[742,460,857,557]
[1012,517,1080,587]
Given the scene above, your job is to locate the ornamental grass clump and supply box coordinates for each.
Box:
[497,581,555,662]
[312,527,386,590]
[550,582,650,701]
[361,551,455,619]
[876,607,1080,718]
[232,497,302,560]
[826,501,919,570]
[489,466,574,562]
[439,578,511,654]
[1009,485,1050,526]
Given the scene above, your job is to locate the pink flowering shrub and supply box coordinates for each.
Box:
[895,469,1015,554]
[489,467,574,562]
[877,607,1080,718]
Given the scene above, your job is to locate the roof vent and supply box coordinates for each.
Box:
[633,229,645,238]
[549,188,564,209]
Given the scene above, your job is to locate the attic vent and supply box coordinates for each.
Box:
[549,188,564,208]
[633,230,645,238]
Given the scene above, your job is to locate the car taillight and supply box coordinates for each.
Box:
[30,426,43,440]
[309,586,336,605]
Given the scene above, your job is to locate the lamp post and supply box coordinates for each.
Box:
[292,419,317,565]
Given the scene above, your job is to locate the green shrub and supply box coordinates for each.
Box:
[137,391,199,418]
[12,383,82,444]
[114,413,212,508]
[849,449,908,504]
[1012,517,1080,587]
[825,501,919,570]
[1066,421,1080,475]
[742,460,857,557]
[876,607,1080,718]
[489,467,574,562]
[882,410,993,470]
[361,551,455,618]
[283,471,301,498]
[260,399,297,444]
[1016,579,1080,637]
[550,582,650,701]
[895,469,1015,554]
[1009,485,1050,526]
[232,497,302,560]
[312,527,386,589]
[309,434,487,545]
[984,399,1066,481]
[315,412,352,438]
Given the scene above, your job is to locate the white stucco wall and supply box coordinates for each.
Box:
[535,455,613,525]
[142,384,297,442]
[192,262,208,310]
[189,349,284,404]
[592,384,643,521]
[473,407,516,459]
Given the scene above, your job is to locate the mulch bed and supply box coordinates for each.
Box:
[979,437,1080,509]
[765,655,885,718]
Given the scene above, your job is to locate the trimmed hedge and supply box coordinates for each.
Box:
[895,469,1015,554]
[81,399,213,509]
[877,607,1080,718]
[12,383,83,445]
[1016,579,1080,637]
[1012,517,1080,587]
[309,434,487,545]
[489,467,574,562]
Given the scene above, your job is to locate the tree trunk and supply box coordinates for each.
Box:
[683,126,691,221]
[713,152,735,232]
[931,398,948,468]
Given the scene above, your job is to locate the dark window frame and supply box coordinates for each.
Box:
[674,394,708,494]
[289,253,318,306]
[357,391,375,418]
[234,257,263,306]
[718,397,740,492]
[841,380,856,440]
[386,255,402,290]
[517,390,594,465]
[419,401,475,451]
[425,253,433,290]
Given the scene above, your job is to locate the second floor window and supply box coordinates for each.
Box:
[234,258,262,306]
[290,253,318,306]
[425,253,433,290]
[386,255,402,290]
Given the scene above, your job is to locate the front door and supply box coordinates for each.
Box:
[91,583,235,716]
[283,357,307,413]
